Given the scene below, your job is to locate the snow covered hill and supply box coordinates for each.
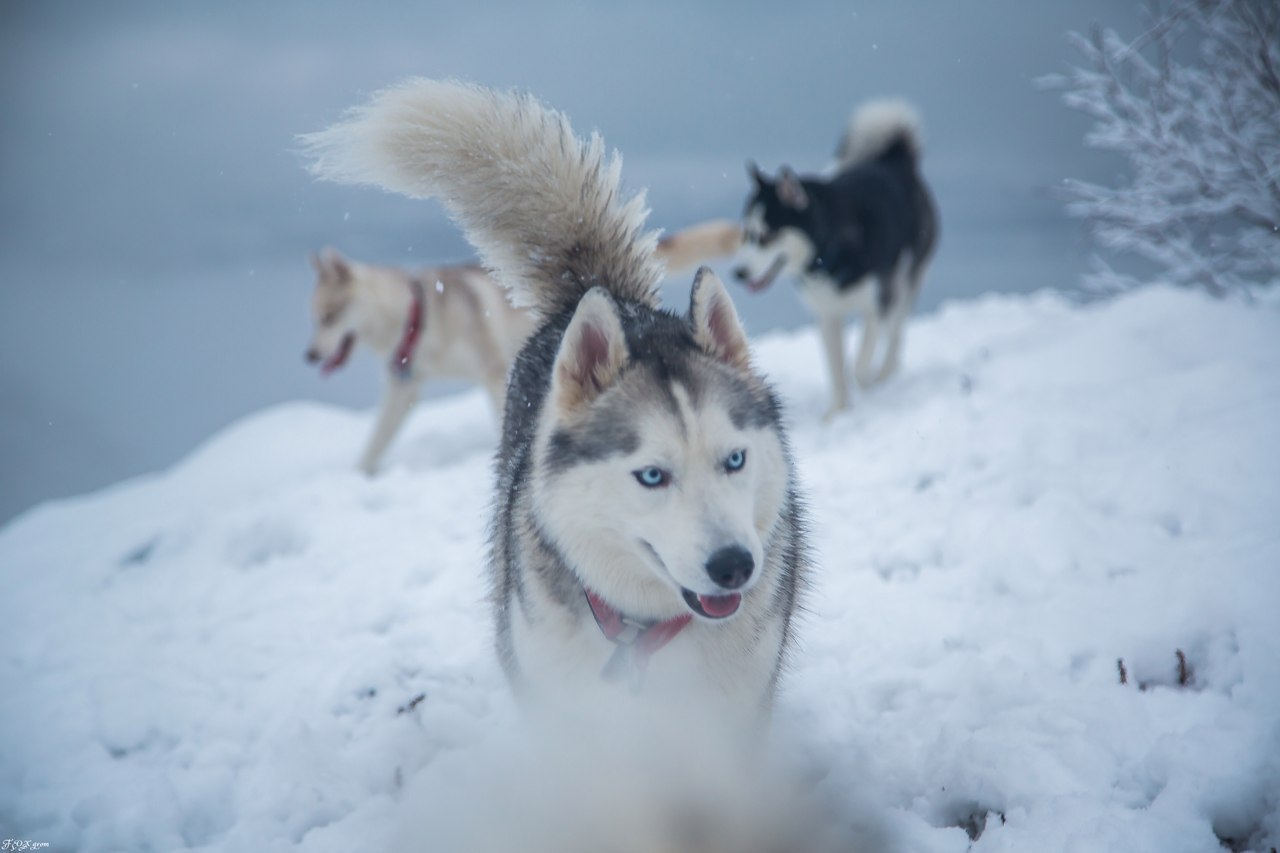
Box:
[2,285,1278,852]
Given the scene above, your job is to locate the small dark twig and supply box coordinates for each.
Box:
[1117,658,1128,685]
[396,692,426,715]
[1176,649,1191,687]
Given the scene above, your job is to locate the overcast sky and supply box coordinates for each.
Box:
[0,1,1146,523]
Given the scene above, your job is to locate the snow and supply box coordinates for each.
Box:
[2,285,1278,851]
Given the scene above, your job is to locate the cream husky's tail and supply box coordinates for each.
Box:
[655,219,743,275]
[302,79,662,319]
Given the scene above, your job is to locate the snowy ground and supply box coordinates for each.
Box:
[2,285,1278,852]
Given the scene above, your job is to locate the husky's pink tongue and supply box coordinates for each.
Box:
[698,592,741,618]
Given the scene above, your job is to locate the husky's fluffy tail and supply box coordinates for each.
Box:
[301,79,662,319]
[835,99,923,167]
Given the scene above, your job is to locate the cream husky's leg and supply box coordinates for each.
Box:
[817,312,850,421]
[359,378,420,475]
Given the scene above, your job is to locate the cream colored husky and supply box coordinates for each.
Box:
[305,247,534,474]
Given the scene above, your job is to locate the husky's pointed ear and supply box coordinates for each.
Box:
[319,246,353,284]
[777,166,809,210]
[689,267,751,372]
[746,160,767,186]
[552,288,629,413]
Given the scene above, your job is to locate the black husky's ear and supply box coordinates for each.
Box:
[777,166,809,210]
[689,267,751,371]
[746,160,767,186]
[552,288,629,413]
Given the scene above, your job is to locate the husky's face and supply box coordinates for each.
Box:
[732,163,817,293]
[532,271,788,623]
[305,249,359,374]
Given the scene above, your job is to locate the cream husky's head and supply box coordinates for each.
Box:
[305,247,361,374]
[530,268,790,623]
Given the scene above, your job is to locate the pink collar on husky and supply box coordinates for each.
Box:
[585,589,692,690]
[392,278,426,379]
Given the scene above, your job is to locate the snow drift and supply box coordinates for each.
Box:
[1,285,1278,851]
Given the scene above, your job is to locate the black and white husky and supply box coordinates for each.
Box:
[305,80,808,716]
[733,100,939,419]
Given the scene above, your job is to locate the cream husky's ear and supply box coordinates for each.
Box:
[552,287,629,413]
[689,267,751,371]
[317,246,353,284]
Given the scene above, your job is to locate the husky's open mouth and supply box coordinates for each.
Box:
[681,588,742,619]
[639,538,744,620]
[320,333,355,375]
[745,255,786,293]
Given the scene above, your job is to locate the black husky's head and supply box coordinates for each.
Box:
[732,162,822,293]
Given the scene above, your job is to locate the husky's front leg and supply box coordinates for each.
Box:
[359,378,420,475]
[817,313,850,421]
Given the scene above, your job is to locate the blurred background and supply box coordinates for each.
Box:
[0,0,1144,523]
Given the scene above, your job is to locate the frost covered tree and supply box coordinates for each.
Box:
[1044,0,1280,296]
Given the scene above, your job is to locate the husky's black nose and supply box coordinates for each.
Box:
[732,267,749,282]
[305,348,320,364]
[705,545,754,590]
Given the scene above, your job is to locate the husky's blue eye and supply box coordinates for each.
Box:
[633,466,669,488]
[725,449,747,472]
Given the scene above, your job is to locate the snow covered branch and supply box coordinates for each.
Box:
[1043,0,1280,296]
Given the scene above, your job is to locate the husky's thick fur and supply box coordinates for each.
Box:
[305,79,807,714]
[734,99,939,419]
[305,249,533,474]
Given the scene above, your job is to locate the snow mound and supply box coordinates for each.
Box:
[2,286,1278,852]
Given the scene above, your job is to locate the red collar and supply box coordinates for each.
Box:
[585,589,692,690]
[392,279,426,379]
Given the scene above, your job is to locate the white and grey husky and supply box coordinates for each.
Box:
[734,100,939,419]
[304,248,533,474]
[305,80,808,714]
